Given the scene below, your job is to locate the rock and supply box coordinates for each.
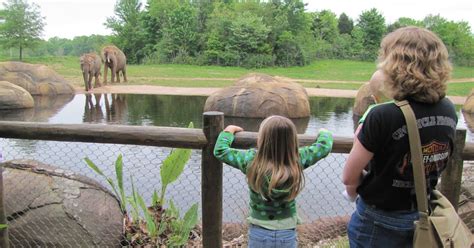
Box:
[204,73,310,118]
[459,162,474,232]
[462,89,474,114]
[462,111,474,134]
[1,160,123,247]
[0,81,34,109]
[0,62,74,95]
[352,70,392,129]
[353,83,376,117]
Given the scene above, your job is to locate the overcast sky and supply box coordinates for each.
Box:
[0,0,472,39]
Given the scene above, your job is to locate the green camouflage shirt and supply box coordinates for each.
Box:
[213,130,333,224]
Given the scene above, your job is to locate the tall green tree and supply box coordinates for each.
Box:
[423,15,474,65]
[0,0,45,60]
[356,8,386,60]
[338,13,353,34]
[159,4,199,63]
[311,10,338,43]
[105,0,145,64]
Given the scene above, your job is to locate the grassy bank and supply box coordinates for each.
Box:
[4,56,473,96]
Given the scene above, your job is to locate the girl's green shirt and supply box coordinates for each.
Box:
[213,130,333,230]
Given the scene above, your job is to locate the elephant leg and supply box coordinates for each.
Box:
[122,69,128,82]
[116,71,120,83]
[83,72,89,91]
[111,66,116,83]
[104,66,109,85]
[95,72,101,88]
[88,72,94,90]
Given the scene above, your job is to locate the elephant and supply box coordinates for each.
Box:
[80,53,102,91]
[101,45,127,84]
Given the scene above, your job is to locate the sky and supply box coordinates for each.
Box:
[0,0,472,40]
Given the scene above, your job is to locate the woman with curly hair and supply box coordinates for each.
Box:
[342,26,458,247]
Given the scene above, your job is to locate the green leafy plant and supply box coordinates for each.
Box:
[84,154,127,213]
[84,122,199,246]
[0,224,7,229]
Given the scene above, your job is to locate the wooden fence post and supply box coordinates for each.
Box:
[440,129,466,211]
[201,112,224,248]
[0,166,9,248]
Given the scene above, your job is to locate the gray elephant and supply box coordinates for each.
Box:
[80,53,102,91]
[101,45,127,84]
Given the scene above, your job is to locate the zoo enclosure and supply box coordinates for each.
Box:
[0,112,473,248]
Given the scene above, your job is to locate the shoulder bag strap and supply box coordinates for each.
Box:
[395,100,429,215]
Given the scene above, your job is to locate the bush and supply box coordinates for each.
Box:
[242,54,275,68]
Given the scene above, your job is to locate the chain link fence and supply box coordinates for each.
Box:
[1,136,472,247]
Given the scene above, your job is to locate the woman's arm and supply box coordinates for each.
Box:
[213,125,254,173]
[299,128,334,169]
[342,125,373,199]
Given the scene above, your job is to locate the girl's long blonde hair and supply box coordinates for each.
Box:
[247,115,304,202]
[377,26,451,103]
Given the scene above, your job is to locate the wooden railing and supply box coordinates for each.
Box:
[0,113,472,248]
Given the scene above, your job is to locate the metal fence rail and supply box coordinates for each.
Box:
[0,114,472,247]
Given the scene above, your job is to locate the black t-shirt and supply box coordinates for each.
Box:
[357,98,458,211]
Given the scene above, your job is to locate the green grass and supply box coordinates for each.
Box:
[446,82,474,96]
[3,56,473,96]
[11,56,473,80]
[452,67,474,79]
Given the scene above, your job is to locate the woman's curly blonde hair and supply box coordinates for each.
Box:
[377,26,452,103]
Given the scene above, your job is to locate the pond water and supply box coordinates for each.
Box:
[0,94,472,222]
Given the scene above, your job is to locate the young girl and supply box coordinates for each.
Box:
[214,115,333,247]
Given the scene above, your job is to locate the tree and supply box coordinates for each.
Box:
[0,0,45,60]
[159,4,199,63]
[423,15,474,65]
[105,0,145,63]
[311,10,338,43]
[387,17,422,32]
[356,8,386,60]
[338,13,353,34]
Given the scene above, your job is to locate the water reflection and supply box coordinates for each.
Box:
[78,94,354,134]
[0,94,74,122]
[83,94,129,124]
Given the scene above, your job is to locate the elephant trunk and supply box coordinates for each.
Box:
[106,53,111,64]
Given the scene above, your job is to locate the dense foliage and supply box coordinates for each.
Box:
[1,0,473,67]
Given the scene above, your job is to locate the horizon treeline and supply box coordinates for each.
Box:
[2,0,473,67]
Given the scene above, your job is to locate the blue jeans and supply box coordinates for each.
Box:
[347,197,418,248]
[248,224,297,248]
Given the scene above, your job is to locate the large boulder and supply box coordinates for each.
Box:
[0,81,34,109]
[0,62,74,95]
[1,160,123,247]
[462,111,474,134]
[353,83,376,117]
[462,89,474,114]
[204,73,310,118]
[352,70,392,129]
